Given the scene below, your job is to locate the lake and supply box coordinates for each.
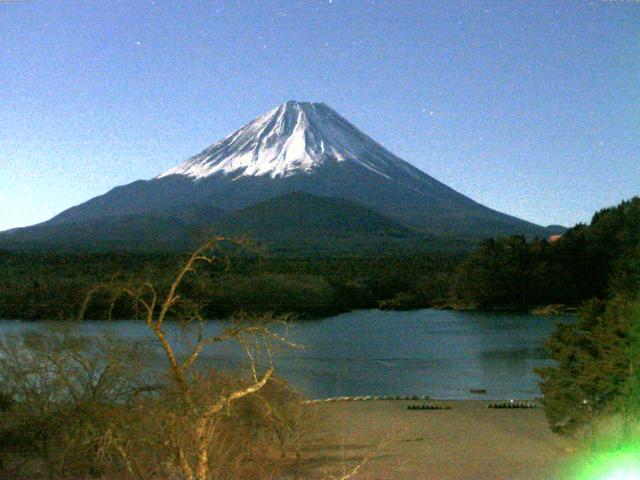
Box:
[0,309,571,400]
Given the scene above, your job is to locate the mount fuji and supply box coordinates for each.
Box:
[2,101,555,252]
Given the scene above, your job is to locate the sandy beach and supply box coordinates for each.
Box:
[297,400,576,480]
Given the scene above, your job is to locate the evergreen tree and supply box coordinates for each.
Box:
[536,296,640,434]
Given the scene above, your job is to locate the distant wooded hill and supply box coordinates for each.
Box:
[0,192,562,255]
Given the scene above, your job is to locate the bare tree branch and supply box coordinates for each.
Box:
[204,368,274,419]
[75,236,296,480]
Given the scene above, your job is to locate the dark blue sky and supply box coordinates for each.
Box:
[2,0,638,231]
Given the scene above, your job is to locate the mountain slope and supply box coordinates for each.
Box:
[0,215,199,252]
[1,193,437,254]
[217,191,412,239]
[8,101,551,247]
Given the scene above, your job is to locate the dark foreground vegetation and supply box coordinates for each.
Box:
[0,327,310,479]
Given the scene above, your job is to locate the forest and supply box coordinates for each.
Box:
[1,197,638,321]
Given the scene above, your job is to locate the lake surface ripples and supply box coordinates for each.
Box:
[0,309,571,400]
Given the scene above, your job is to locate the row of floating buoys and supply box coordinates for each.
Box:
[487,400,537,409]
[407,400,538,410]
[301,395,430,404]
[406,402,451,410]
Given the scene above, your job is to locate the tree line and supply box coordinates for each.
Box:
[0,250,460,321]
[1,198,639,320]
[450,197,640,310]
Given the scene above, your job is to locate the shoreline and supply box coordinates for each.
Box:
[301,396,541,404]
[0,304,579,322]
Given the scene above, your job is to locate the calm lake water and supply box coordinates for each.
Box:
[0,309,571,400]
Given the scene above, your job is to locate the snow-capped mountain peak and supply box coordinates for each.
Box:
[157,101,404,181]
[28,101,549,240]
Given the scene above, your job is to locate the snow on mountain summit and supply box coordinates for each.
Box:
[27,101,549,239]
[157,101,408,181]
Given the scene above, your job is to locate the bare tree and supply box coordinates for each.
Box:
[80,237,300,480]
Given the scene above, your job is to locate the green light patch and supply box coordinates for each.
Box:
[571,445,640,480]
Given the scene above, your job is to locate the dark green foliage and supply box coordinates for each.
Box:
[0,251,180,320]
[202,273,340,317]
[0,393,12,412]
[452,197,640,309]
[536,296,640,435]
[452,235,537,308]
[0,214,202,252]
[532,198,640,436]
[0,249,459,320]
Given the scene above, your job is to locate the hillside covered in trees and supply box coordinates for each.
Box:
[449,196,640,309]
[0,197,637,321]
